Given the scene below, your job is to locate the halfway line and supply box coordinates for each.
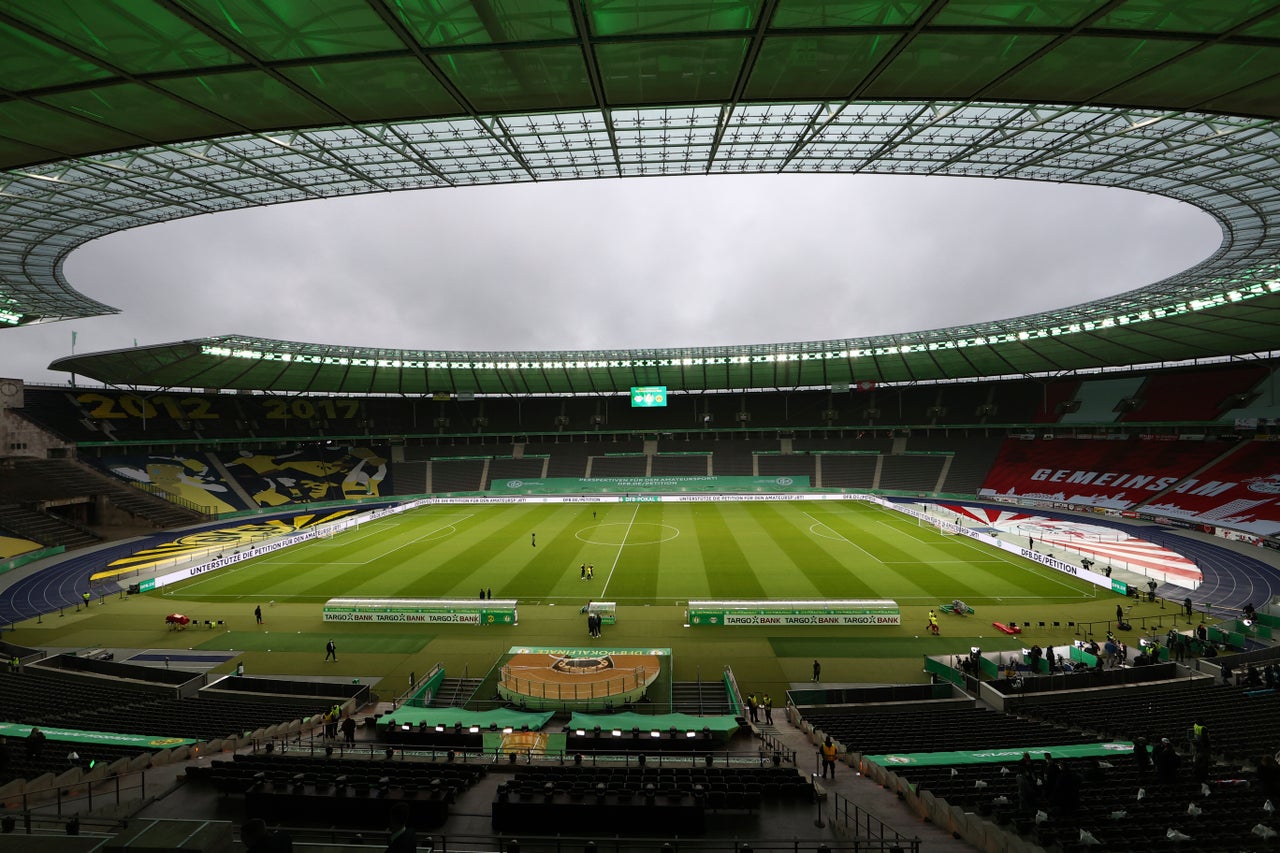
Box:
[600,503,640,597]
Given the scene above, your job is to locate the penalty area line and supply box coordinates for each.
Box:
[802,511,883,564]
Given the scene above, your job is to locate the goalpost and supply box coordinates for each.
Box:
[916,506,961,535]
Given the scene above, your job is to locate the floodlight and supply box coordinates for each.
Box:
[611,730,622,737]
[650,731,661,738]
[468,726,480,733]
[575,729,585,736]
[401,724,411,731]
[685,731,697,738]
[435,725,445,732]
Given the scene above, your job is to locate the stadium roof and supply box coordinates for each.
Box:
[2,1,1280,394]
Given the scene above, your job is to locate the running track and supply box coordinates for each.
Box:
[0,503,396,626]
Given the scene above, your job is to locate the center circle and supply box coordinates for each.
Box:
[575,522,680,546]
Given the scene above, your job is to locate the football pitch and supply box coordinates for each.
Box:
[160,500,1097,607]
[24,500,1153,696]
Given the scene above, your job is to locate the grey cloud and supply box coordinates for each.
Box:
[0,174,1219,386]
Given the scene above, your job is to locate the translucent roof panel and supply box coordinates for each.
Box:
[1,0,1280,392]
[396,0,578,47]
[595,39,752,104]
[746,34,902,100]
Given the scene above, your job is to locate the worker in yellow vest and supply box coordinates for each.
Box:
[820,736,838,779]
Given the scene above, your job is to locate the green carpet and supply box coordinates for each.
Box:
[196,631,433,654]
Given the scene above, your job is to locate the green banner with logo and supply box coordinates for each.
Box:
[688,600,900,627]
[489,476,811,495]
[0,722,196,749]
[323,598,517,625]
[865,741,1134,767]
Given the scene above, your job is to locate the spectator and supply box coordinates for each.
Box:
[1133,737,1151,775]
[25,726,45,759]
[1257,754,1280,803]
[1016,769,1037,816]
[386,801,416,852]
[1154,738,1181,783]
[341,714,357,745]
[1053,761,1081,818]
[1040,752,1059,797]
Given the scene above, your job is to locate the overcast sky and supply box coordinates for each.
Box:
[1,173,1220,387]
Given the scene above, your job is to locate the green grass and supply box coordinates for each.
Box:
[14,500,1166,699]
[158,500,1096,606]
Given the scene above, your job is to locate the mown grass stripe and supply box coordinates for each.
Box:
[746,503,880,598]
[698,504,766,599]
